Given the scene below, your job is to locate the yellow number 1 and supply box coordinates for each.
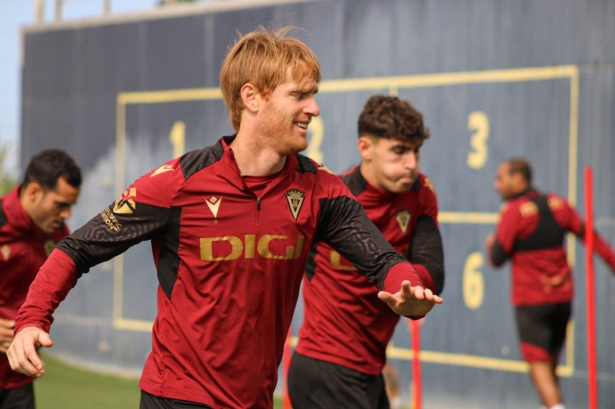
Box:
[169,121,186,158]
[467,111,490,169]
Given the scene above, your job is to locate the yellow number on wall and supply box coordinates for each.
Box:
[463,252,485,310]
[169,120,186,158]
[467,111,489,169]
[304,116,324,164]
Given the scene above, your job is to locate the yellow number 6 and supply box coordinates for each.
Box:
[463,252,485,310]
[467,111,489,169]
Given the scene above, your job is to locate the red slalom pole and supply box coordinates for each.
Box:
[585,167,597,409]
[282,327,292,409]
[409,318,422,409]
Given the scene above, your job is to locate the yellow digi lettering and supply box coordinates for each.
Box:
[200,235,304,261]
[258,235,286,259]
[294,236,305,259]
[244,234,256,259]
[330,250,358,271]
[200,236,243,261]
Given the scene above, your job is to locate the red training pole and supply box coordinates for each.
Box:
[409,318,422,409]
[585,167,597,409]
[282,327,292,409]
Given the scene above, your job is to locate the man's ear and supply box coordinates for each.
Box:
[22,182,44,206]
[512,173,527,192]
[357,136,374,161]
[240,83,259,113]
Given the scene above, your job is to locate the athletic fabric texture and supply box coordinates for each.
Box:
[515,302,571,362]
[0,187,69,390]
[16,136,425,408]
[287,352,389,409]
[140,390,213,409]
[0,383,35,409]
[296,167,443,375]
[489,189,615,306]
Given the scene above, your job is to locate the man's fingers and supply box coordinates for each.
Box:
[6,327,51,377]
[8,343,45,377]
[37,332,53,348]
[377,291,395,304]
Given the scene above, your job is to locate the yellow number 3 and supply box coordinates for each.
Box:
[467,111,489,169]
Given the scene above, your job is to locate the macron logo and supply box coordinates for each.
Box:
[151,165,174,177]
[205,197,222,219]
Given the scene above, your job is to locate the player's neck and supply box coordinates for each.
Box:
[230,131,286,176]
[359,162,386,192]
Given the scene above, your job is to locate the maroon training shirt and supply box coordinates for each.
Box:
[0,187,68,389]
[295,166,444,375]
[489,189,615,306]
[15,137,426,408]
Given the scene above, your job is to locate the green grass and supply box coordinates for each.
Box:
[35,353,141,409]
[35,353,283,408]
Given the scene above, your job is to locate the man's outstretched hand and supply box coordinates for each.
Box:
[378,280,443,318]
[7,326,53,378]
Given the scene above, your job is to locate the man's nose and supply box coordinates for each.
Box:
[305,96,320,118]
[59,207,72,220]
[405,152,418,169]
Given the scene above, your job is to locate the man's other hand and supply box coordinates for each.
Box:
[7,326,53,378]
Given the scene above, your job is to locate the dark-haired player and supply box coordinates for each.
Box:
[0,150,81,409]
[288,95,444,409]
[485,157,615,409]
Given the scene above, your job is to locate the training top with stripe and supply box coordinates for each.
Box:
[0,187,69,389]
[15,136,426,409]
[489,188,615,306]
[295,166,444,375]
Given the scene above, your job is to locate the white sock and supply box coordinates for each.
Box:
[549,404,565,409]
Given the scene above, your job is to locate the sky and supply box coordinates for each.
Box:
[0,0,161,174]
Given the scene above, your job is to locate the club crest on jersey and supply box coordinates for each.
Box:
[395,210,411,234]
[0,245,10,261]
[113,188,137,214]
[286,189,305,221]
[205,197,222,223]
[44,240,56,257]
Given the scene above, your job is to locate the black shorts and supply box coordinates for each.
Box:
[287,352,389,409]
[0,383,35,409]
[515,301,571,362]
[140,390,212,409]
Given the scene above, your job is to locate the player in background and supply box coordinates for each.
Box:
[8,28,442,409]
[288,95,444,409]
[485,158,615,409]
[0,150,81,409]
